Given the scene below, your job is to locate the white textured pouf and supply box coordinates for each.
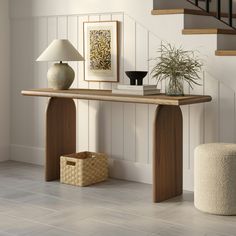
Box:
[194,143,236,215]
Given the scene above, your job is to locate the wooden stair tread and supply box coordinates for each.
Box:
[215,50,236,56]
[151,9,210,16]
[182,28,236,35]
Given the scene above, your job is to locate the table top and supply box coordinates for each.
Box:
[21,88,212,106]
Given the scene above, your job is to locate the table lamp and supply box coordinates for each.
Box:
[37,39,84,90]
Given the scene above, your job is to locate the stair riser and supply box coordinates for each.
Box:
[218,35,236,50]
[184,14,231,29]
[153,0,201,10]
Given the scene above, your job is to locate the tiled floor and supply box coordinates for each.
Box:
[0,161,236,236]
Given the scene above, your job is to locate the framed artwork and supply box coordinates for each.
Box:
[83,21,118,82]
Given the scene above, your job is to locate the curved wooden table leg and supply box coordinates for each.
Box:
[46,98,76,181]
[153,105,183,202]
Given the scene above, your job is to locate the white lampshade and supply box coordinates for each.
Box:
[36,39,84,62]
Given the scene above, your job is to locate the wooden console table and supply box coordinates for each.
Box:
[22,88,212,202]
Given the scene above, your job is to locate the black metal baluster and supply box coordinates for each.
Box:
[229,0,233,27]
[205,0,210,13]
[187,0,235,29]
[217,0,221,20]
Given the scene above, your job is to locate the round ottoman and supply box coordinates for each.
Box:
[194,143,236,215]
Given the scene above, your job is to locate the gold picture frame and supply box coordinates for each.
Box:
[83,21,119,83]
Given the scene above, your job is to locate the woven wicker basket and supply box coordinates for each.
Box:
[60,152,108,187]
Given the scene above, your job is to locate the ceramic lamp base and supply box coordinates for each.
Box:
[47,63,75,90]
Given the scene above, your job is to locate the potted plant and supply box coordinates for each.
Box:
[151,43,203,96]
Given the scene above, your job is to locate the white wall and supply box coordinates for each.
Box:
[0,0,10,161]
[9,0,236,191]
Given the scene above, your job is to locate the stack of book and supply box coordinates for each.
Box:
[112,84,160,96]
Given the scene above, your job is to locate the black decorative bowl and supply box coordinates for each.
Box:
[125,71,148,86]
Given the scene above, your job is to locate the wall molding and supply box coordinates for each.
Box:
[10,144,195,190]
[10,8,236,191]
[10,144,45,166]
[10,144,153,183]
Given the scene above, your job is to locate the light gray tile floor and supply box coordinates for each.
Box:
[0,161,235,236]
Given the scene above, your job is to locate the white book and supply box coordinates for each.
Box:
[112,88,161,96]
[117,84,157,91]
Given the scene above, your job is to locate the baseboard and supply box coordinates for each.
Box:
[109,158,152,184]
[10,144,44,166]
[183,169,194,192]
[10,144,193,190]
[10,144,152,183]
[0,146,10,162]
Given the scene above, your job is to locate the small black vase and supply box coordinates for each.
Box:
[125,71,148,86]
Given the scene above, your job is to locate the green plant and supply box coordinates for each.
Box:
[151,43,203,95]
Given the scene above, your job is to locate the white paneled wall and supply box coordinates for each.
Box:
[10,11,236,191]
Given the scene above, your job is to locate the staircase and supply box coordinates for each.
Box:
[152,0,236,56]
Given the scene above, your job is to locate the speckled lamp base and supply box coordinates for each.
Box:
[47,63,75,90]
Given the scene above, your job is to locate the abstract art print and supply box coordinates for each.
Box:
[84,21,118,82]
